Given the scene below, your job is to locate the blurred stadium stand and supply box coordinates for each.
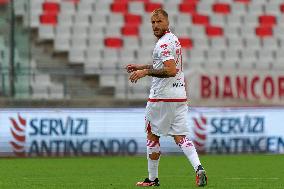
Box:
[0,0,284,107]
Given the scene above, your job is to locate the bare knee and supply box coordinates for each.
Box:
[147,132,160,141]
[173,135,186,145]
[149,152,160,160]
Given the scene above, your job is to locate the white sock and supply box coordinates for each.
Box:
[178,137,201,172]
[148,158,160,181]
[147,140,160,181]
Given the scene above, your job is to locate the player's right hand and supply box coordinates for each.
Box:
[125,64,138,73]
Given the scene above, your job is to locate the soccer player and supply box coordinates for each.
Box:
[125,8,208,187]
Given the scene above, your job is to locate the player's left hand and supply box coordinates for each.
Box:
[129,70,148,83]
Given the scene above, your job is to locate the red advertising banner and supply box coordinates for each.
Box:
[186,68,284,106]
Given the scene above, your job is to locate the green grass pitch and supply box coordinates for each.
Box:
[0,154,283,189]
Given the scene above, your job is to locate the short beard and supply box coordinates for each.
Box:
[154,28,167,38]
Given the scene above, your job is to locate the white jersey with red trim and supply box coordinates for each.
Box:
[149,31,187,100]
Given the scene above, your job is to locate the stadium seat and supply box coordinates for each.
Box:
[69,48,86,64]
[125,14,142,26]
[39,25,55,40]
[42,2,60,14]
[244,37,261,50]
[231,3,247,16]
[179,2,197,14]
[128,1,145,15]
[60,1,76,15]
[192,14,210,26]
[99,74,117,87]
[85,48,102,73]
[101,49,119,70]
[206,26,223,37]
[121,26,139,36]
[163,2,179,15]
[189,26,206,38]
[179,38,193,49]
[74,13,90,27]
[145,2,162,13]
[188,49,206,67]
[15,0,28,17]
[273,49,284,69]
[240,49,257,69]
[262,38,279,51]
[281,4,284,13]
[105,26,121,38]
[175,24,190,37]
[265,3,281,15]
[57,13,73,26]
[91,12,108,27]
[206,49,223,67]
[108,14,124,27]
[136,49,153,65]
[118,49,136,68]
[40,14,57,25]
[210,15,226,27]
[212,3,231,15]
[210,37,226,50]
[255,26,273,38]
[104,38,123,48]
[223,49,240,69]
[123,37,139,50]
[259,15,277,27]
[197,1,213,15]
[224,26,239,38]
[193,37,209,50]
[256,49,274,69]
[77,1,94,15]
[111,2,128,14]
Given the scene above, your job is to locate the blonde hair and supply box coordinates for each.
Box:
[151,8,168,19]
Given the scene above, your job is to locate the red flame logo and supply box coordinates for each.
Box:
[192,116,207,153]
[10,114,26,157]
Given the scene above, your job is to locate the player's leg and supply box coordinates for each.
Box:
[136,131,161,186]
[147,131,161,181]
[173,135,207,187]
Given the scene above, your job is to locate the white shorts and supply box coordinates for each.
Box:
[145,101,190,136]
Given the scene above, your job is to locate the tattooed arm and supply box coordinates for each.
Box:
[125,64,153,73]
[147,59,177,78]
[129,59,176,83]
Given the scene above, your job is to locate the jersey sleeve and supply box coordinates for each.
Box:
[159,40,175,62]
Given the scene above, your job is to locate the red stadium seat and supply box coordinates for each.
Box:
[206,26,224,37]
[43,2,60,14]
[213,3,231,15]
[40,14,57,25]
[255,27,273,38]
[145,2,162,13]
[105,38,123,48]
[111,2,128,14]
[179,38,193,49]
[121,26,139,36]
[179,2,197,14]
[280,4,284,13]
[259,15,276,27]
[124,14,142,26]
[192,14,209,26]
